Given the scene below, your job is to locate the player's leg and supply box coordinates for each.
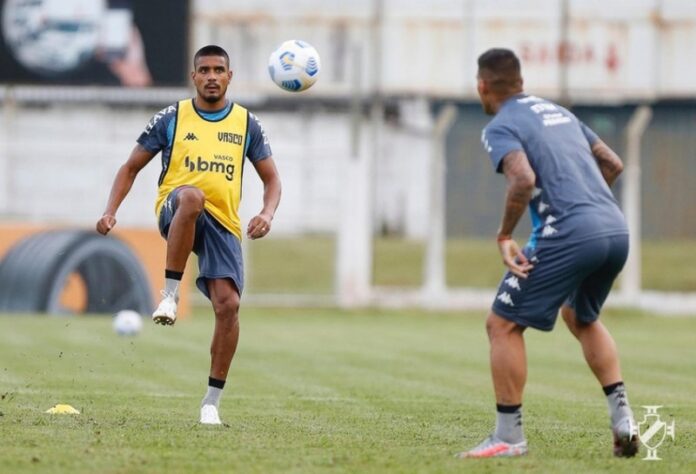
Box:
[562,306,637,457]
[459,243,589,459]
[563,234,637,457]
[457,312,528,458]
[487,312,527,406]
[561,307,621,386]
[153,186,205,325]
[193,216,245,425]
[199,278,240,425]
[166,186,205,273]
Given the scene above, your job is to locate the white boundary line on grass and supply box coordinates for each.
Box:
[237,288,696,316]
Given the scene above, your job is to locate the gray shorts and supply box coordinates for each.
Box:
[491,234,629,331]
[158,187,244,299]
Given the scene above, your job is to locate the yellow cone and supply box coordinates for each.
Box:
[45,404,80,414]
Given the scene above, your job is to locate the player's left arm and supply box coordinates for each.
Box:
[246,157,282,240]
[579,121,624,186]
[498,150,536,278]
[590,139,624,186]
[246,112,281,239]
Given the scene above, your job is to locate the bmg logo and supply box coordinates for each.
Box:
[184,156,234,181]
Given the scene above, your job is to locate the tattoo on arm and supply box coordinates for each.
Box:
[499,150,536,237]
[591,140,624,186]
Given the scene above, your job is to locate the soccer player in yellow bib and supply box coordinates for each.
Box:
[96,45,281,425]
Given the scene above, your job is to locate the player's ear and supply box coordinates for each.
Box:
[477,77,487,96]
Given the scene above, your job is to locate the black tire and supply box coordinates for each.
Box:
[0,230,153,315]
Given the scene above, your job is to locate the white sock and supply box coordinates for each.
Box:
[164,278,180,299]
[494,405,524,444]
[202,386,223,408]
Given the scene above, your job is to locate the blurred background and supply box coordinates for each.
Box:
[0,0,694,316]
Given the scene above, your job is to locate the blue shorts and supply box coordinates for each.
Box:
[158,187,244,299]
[491,234,628,331]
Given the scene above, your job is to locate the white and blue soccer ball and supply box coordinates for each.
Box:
[268,40,321,92]
[113,310,143,336]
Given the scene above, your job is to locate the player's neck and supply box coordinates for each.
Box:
[194,96,228,112]
[492,90,524,113]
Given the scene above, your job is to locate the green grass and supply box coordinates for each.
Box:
[247,237,696,293]
[642,240,696,291]
[1,309,694,473]
[246,237,335,294]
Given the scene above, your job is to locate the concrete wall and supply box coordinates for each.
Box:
[194,0,696,102]
[0,100,433,238]
[2,0,695,240]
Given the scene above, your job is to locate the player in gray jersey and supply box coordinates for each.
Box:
[458,48,638,459]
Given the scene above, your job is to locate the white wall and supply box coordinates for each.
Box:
[0,101,433,238]
[193,0,696,102]
[2,0,694,238]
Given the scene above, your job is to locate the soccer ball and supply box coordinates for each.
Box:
[113,310,143,336]
[267,40,321,92]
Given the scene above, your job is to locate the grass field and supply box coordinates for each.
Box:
[244,237,696,293]
[1,308,694,473]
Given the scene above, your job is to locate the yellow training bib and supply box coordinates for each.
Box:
[155,99,248,239]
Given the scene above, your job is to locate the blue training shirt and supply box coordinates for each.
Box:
[481,94,627,249]
[137,100,272,163]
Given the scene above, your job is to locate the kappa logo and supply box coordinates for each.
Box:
[183,132,199,141]
[144,105,176,134]
[637,406,676,461]
[504,276,521,290]
[542,225,558,237]
[480,130,492,153]
[497,292,515,306]
[538,201,549,214]
[250,113,270,145]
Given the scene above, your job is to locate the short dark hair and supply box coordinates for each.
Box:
[477,48,522,93]
[194,45,230,68]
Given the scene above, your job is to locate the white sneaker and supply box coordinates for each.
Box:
[613,417,639,457]
[200,404,222,425]
[152,291,178,325]
[456,434,528,458]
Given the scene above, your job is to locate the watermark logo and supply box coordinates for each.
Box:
[636,406,675,461]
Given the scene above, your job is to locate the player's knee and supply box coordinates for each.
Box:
[562,307,579,333]
[212,291,240,321]
[562,307,592,337]
[486,312,517,340]
[177,187,206,216]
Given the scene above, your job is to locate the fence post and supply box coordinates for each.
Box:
[621,105,652,301]
[423,104,457,307]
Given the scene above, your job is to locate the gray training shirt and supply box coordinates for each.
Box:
[481,94,628,249]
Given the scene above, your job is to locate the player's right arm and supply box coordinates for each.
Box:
[498,150,536,278]
[96,145,156,235]
[481,123,535,278]
[97,104,174,235]
[590,139,624,186]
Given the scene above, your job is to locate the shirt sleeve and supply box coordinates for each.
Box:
[481,123,524,173]
[136,104,177,154]
[246,112,272,162]
[579,120,600,147]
